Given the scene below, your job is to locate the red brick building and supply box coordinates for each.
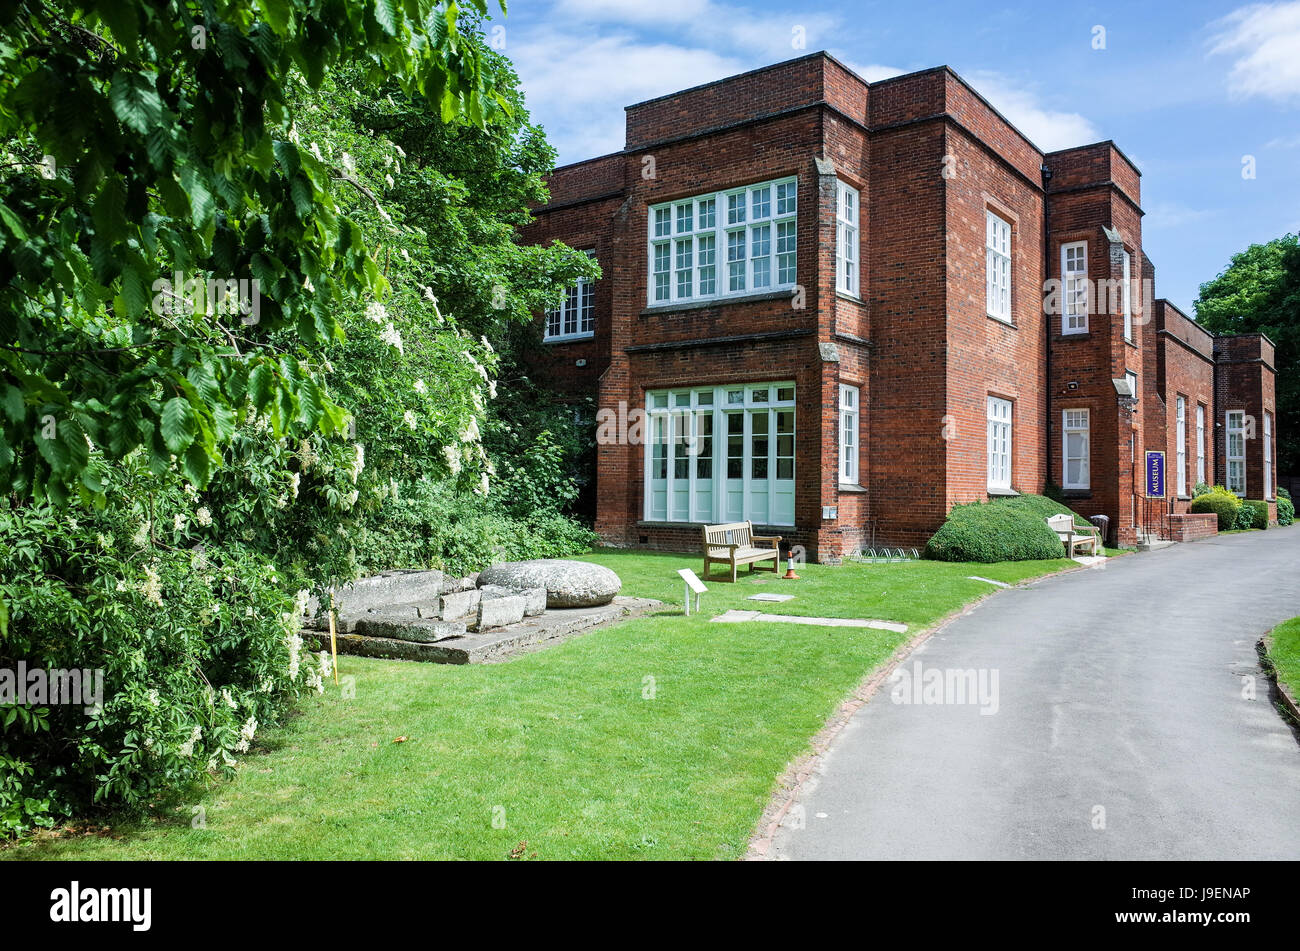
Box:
[521,53,1279,560]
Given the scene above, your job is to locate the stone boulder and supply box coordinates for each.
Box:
[477,560,621,609]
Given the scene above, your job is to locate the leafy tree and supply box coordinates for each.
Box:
[1195,234,1300,474]
[0,0,505,504]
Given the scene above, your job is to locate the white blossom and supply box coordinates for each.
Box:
[365,301,388,324]
[403,410,417,430]
[196,506,212,527]
[174,513,187,532]
[140,565,163,606]
[413,379,426,395]
[132,520,151,549]
[379,322,404,354]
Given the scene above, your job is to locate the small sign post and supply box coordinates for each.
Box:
[1145,451,1166,499]
[677,568,707,616]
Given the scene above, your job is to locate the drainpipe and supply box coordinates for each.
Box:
[1042,164,1053,484]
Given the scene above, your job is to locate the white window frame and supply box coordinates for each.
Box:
[1175,396,1187,496]
[1226,410,1245,497]
[1196,403,1206,486]
[987,396,1012,492]
[647,177,797,307]
[1061,241,1088,335]
[839,384,859,484]
[1125,370,1138,402]
[544,250,596,342]
[643,382,796,526]
[1264,411,1273,499]
[1062,408,1090,490]
[985,211,1012,323]
[836,180,859,297]
[1121,249,1133,342]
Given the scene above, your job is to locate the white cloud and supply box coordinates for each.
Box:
[1209,2,1300,102]
[511,28,746,161]
[1266,133,1300,148]
[1144,201,1215,229]
[836,60,906,83]
[962,71,1099,152]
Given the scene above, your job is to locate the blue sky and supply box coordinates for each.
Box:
[492,0,1300,315]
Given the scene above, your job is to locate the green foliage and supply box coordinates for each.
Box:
[1278,494,1295,527]
[0,0,505,503]
[1189,485,1243,531]
[1196,234,1300,474]
[925,494,1077,562]
[1235,499,1269,530]
[0,481,331,830]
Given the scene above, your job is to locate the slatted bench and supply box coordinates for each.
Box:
[702,521,782,582]
[1046,513,1100,557]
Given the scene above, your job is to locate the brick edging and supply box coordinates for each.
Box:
[743,561,1087,860]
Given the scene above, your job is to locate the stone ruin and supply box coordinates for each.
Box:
[304,560,656,664]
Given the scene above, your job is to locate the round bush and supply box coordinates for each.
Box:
[1189,487,1242,531]
[925,495,1077,562]
[1278,495,1295,527]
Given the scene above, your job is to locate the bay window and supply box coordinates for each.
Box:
[645,383,795,526]
[836,181,859,296]
[648,178,797,306]
[1226,410,1245,496]
[1062,241,1088,334]
[839,385,859,484]
[987,396,1012,491]
[1063,408,1089,490]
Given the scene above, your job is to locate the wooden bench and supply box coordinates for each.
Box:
[1046,513,1100,557]
[702,521,782,582]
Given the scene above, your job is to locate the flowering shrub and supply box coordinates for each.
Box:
[0,474,330,833]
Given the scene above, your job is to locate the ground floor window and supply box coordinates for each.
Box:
[839,384,859,483]
[987,396,1012,491]
[1196,404,1206,485]
[1264,411,1273,499]
[1062,408,1089,489]
[1176,396,1187,496]
[1226,410,1245,496]
[645,382,795,526]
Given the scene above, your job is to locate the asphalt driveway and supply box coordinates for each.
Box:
[771,527,1300,860]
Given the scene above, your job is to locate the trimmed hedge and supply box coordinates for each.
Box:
[1189,486,1242,531]
[1279,494,1295,527]
[925,494,1084,562]
[1239,499,1270,530]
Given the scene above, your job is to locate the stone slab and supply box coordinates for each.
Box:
[967,576,1011,588]
[352,617,467,643]
[747,593,795,602]
[473,594,527,631]
[304,597,662,664]
[711,608,907,633]
[438,588,481,621]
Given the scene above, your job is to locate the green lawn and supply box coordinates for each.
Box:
[2,549,1077,861]
[1266,616,1300,703]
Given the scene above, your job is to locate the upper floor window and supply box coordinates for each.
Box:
[1226,410,1245,496]
[1061,241,1088,334]
[836,181,859,297]
[544,250,596,341]
[648,177,797,306]
[987,396,1012,491]
[1121,249,1133,342]
[839,384,859,483]
[985,210,1011,323]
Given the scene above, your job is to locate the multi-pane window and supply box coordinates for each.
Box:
[1226,410,1245,496]
[986,211,1011,322]
[836,181,860,296]
[1265,411,1273,498]
[1062,241,1088,334]
[1063,409,1089,490]
[1121,249,1133,342]
[648,178,797,306]
[1196,404,1206,486]
[987,396,1012,491]
[544,251,596,341]
[839,384,859,484]
[645,383,796,526]
[1176,396,1187,496]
